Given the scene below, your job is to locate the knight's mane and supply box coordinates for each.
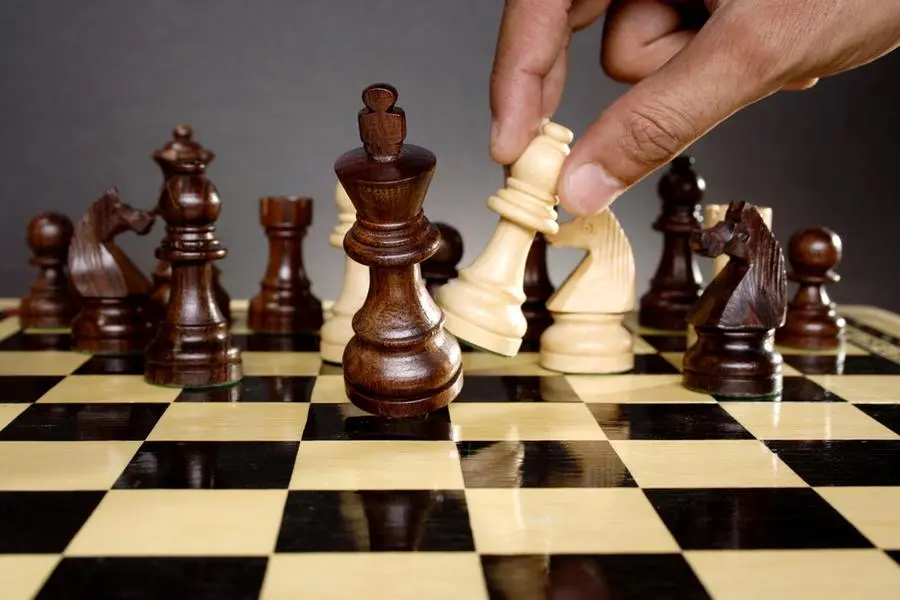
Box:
[745,207,786,325]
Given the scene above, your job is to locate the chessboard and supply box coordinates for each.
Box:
[0,299,899,600]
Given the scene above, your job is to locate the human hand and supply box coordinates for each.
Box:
[489,0,900,216]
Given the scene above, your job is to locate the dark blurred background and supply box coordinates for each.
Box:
[1,1,898,310]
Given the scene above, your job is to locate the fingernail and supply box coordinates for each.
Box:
[560,162,624,216]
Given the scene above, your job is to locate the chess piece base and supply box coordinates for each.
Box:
[144,325,243,389]
[19,291,79,330]
[775,306,845,350]
[345,370,463,419]
[71,297,153,355]
[639,291,698,331]
[682,327,783,398]
[320,313,353,365]
[441,308,523,357]
[248,293,324,334]
[539,313,634,374]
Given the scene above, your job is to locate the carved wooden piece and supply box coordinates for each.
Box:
[683,201,787,397]
[522,233,555,350]
[68,188,156,354]
[19,212,79,329]
[148,125,231,323]
[540,209,636,373]
[144,138,242,388]
[334,83,462,416]
[435,120,573,356]
[248,196,323,333]
[775,227,845,349]
[320,182,369,364]
[422,222,463,298]
[639,155,704,330]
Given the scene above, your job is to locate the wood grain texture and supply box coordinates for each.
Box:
[521,233,555,351]
[148,125,231,324]
[18,212,79,329]
[248,195,323,333]
[776,227,846,349]
[639,155,704,331]
[683,200,787,397]
[144,135,242,388]
[68,187,156,354]
[334,83,462,417]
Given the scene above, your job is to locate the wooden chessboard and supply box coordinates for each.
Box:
[0,299,899,599]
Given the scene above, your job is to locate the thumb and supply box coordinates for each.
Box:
[557,15,787,216]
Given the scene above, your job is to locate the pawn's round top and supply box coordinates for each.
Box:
[27,212,73,257]
[788,227,842,281]
[259,196,312,229]
[424,222,464,275]
[509,120,573,195]
[153,123,215,171]
[659,154,705,205]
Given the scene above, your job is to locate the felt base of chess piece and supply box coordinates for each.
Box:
[539,313,634,374]
[20,212,80,329]
[682,327,783,398]
[71,297,154,355]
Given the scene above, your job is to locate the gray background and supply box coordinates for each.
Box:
[1,0,898,311]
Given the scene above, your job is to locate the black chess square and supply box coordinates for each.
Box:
[0,375,64,403]
[0,491,103,553]
[176,376,315,402]
[855,405,900,436]
[35,557,268,600]
[231,333,319,352]
[641,335,688,353]
[73,354,146,375]
[458,440,636,488]
[455,375,581,402]
[765,440,900,486]
[630,354,680,374]
[0,403,167,441]
[780,353,848,375]
[887,551,900,566]
[113,441,300,489]
[644,488,872,550]
[588,404,755,440]
[302,404,452,441]
[0,331,71,351]
[481,554,711,600]
[784,354,900,375]
[275,489,475,552]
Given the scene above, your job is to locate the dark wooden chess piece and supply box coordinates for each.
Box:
[143,134,242,388]
[19,212,79,329]
[422,221,463,298]
[683,201,787,397]
[775,227,846,349]
[639,155,704,330]
[248,195,323,333]
[148,124,231,324]
[522,232,555,350]
[68,188,157,354]
[334,83,463,417]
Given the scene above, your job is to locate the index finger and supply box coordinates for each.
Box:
[490,0,573,164]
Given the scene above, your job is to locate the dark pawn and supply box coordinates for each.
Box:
[144,138,242,388]
[148,124,231,324]
[19,212,79,329]
[248,196,323,333]
[68,188,156,354]
[683,201,787,398]
[334,83,463,417]
[776,227,846,349]
[639,155,704,330]
[521,232,555,350]
[422,222,463,298]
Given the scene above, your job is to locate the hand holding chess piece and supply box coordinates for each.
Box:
[683,201,787,397]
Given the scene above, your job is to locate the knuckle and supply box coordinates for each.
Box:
[618,102,694,168]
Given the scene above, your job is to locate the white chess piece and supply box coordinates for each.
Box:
[320,182,369,364]
[539,209,637,373]
[435,120,573,356]
[686,203,773,347]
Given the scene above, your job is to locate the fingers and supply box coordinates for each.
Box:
[557,12,787,216]
[601,0,696,84]
[490,0,607,165]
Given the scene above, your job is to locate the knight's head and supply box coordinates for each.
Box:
[690,201,758,261]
